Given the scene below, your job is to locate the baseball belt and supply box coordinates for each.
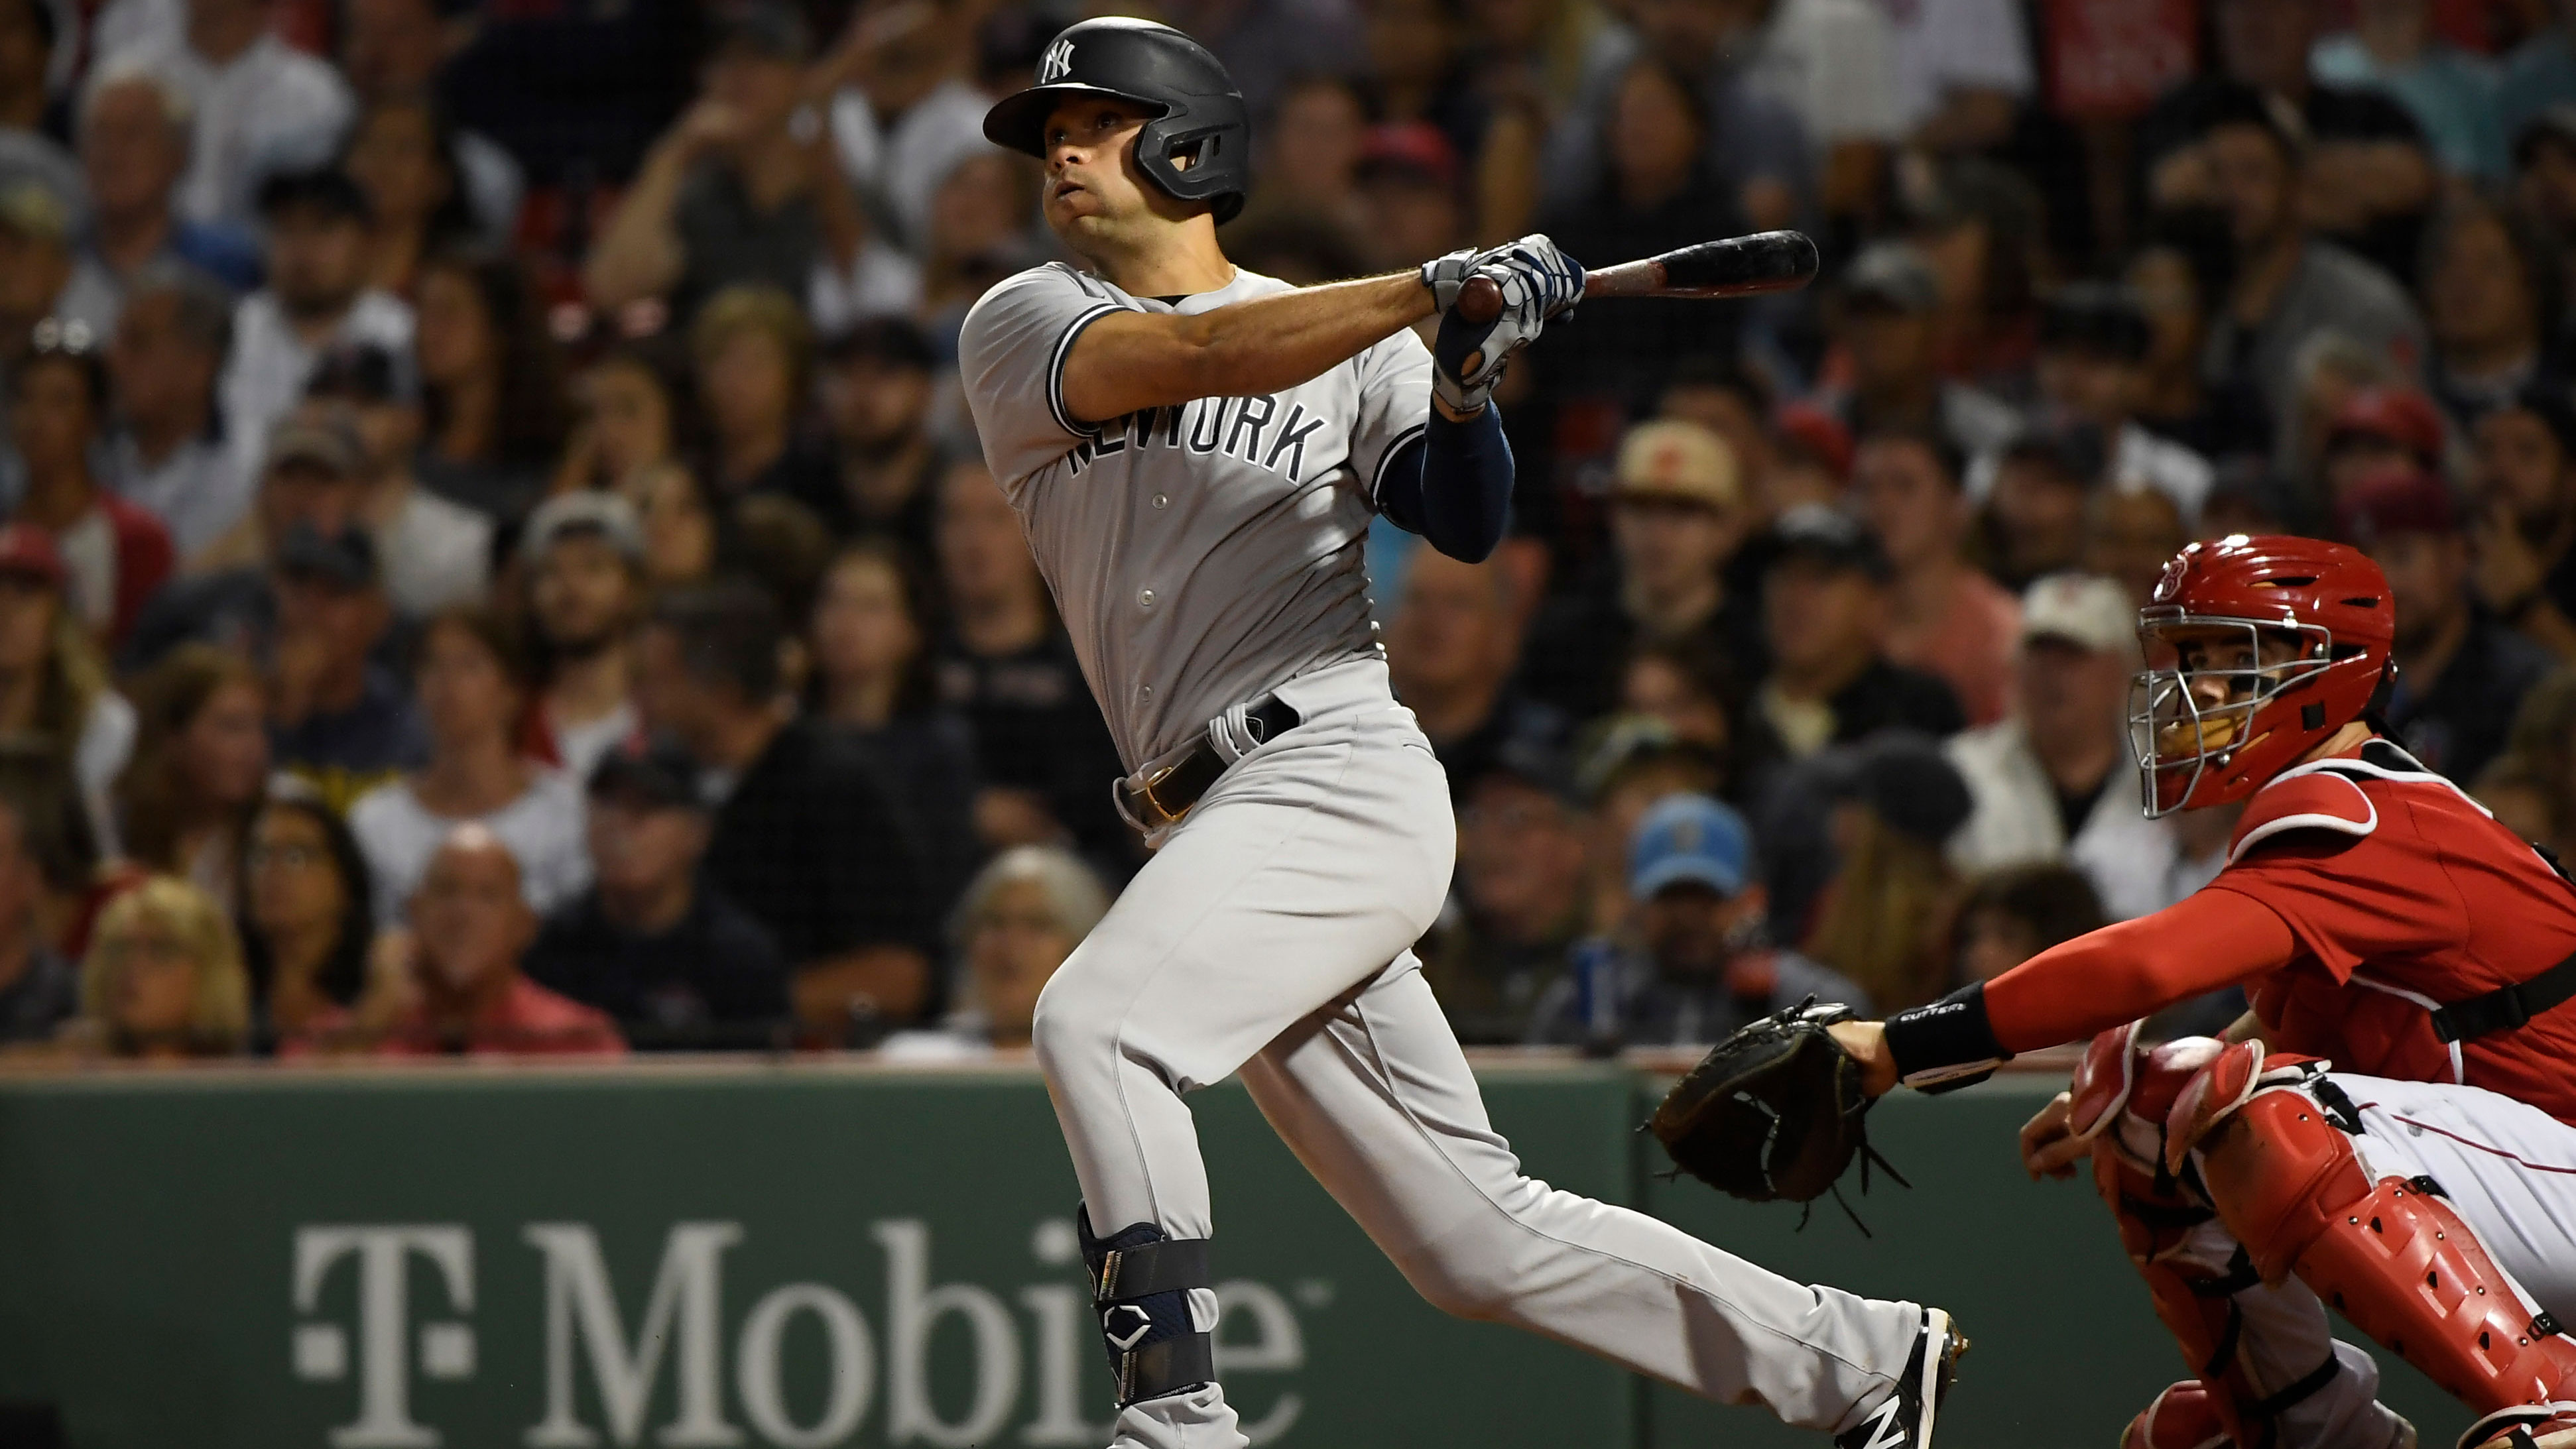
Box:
[1114,695,1303,831]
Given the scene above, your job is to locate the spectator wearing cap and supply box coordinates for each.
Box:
[1422,738,1593,1044]
[1981,420,2106,591]
[186,397,373,575]
[583,4,869,322]
[263,520,423,803]
[521,491,644,785]
[219,168,414,486]
[0,523,135,855]
[1798,732,1971,1010]
[104,265,246,555]
[1946,572,2195,921]
[2309,0,2508,180]
[9,324,173,646]
[637,580,933,1037]
[304,341,491,616]
[932,457,1127,864]
[361,825,623,1057]
[1751,504,1965,764]
[2467,385,2576,660]
[2346,465,2552,785]
[97,0,351,231]
[2318,384,2447,509]
[2028,282,2215,526]
[2420,194,2568,427]
[1822,241,2020,465]
[76,63,261,314]
[1520,420,1762,723]
[1531,793,1869,1047]
[522,741,788,1051]
[1349,122,1469,278]
[812,317,943,553]
[1851,426,2020,728]
[0,180,109,351]
[1386,546,1567,799]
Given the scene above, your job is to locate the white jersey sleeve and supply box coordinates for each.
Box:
[1349,324,1435,509]
[958,263,1128,492]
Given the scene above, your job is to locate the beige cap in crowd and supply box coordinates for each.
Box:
[2021,573,2138,656]
[1613,420,1739,511]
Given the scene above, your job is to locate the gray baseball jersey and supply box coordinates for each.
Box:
[957,261,1431,772]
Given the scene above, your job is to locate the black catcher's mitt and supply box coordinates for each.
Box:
[1647,999,1907,1227]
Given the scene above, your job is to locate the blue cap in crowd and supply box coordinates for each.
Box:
[1628,793,1752,900]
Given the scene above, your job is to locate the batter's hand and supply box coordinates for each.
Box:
[1418,247,1480,312]
[1430,237,1583,414]
[2019,1090,2089,1181]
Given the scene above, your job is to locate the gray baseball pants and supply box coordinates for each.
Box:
[1030,658,1923,1449]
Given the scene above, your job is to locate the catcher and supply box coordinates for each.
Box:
[1780,535,2576,1449]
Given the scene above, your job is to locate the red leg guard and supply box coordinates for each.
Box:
[2199,1090,2576,1420]
[2098,1145,2272,1446]
[2125,1381,2237,1449]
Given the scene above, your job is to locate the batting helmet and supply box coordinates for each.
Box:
[981,17,1251,225]
[2126,534,2397,816]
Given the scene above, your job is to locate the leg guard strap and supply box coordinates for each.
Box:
[1078,1208,1217,1408]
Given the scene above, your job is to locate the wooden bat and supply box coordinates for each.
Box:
[1454,230,1821,325]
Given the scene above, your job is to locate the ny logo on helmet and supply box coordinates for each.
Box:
[1038,38,1075,84]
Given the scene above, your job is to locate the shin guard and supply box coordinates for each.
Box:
[1077,1208,1217,1408]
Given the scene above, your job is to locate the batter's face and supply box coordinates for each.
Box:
[1041,95,1186,245]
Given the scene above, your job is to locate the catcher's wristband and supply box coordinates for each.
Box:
[1882,984,2009,1094]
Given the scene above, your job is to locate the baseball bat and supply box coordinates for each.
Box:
[1453,230,1821,325]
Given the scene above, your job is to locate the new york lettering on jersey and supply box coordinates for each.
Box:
[1066,396,1333,481]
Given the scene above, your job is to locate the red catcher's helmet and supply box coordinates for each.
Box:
[2127,535,2396,816]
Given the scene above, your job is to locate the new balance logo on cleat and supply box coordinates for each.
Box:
[1833,1308,1965,1449]
[1850,1398,1908,1449]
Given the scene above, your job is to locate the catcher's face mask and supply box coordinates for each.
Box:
[2127,618,2331,817]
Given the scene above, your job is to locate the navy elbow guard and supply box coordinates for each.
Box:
[1079,1209,1216,1406]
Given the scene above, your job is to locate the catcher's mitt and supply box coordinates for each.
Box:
[1647,998,1908,1230]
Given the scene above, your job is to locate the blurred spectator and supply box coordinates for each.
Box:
[1160,0,1367,126]
[2420,193,2566,424]
[118,643,263,896]
[1981,422,2104,590]
[1619,638,1742,768]
[337,0,521,238]
[1424,741,1590,1043]
[691,283,831,503]
[1950,862,2105,983]
[1654,358,1782,520]
[132,403,369,658]
[2188,86,2427,440]
[339,96,478,299]
[931,457,1125,860]
[2317,384,2447,510]
[2466,386,2576,658]
[265,524,425,805]
[2310,0,2509,179]
[524,740,788,1049]
[1947,573,2187,920]
[1852,426,2019,728]
[76,64,260,306]
[910,844,1107,1053]
[219,168,413,479]
[101,0,352,229]
[1521,420,1758,721]
[0,182,101,357]
[809,540,980,919]
[521,492,643,784]
[411,247,569,523]
[0,0,68,162]
[103,265,247,556]
[73,874,249,1058]
[1244,74,1371,241]
[1581,726,1728,929]
[2282,327,2412,489]
[561,344,688,498]
[2514,106,2576,270]
[1541,0,1806,225]
[1727,0,1902,218]
[636,580,931,1035]
[815,0,989,254]
[2085,485,2192,606]
[2031,282,2215,524]
[2487,665,2576,855]
[1908,159,2050,394]
[8,326,173,646]
[236,788,379,1045]
[912,149,1041,347]
[583,5,865,321]
[2505,14,2576,143]
[1825,241,2019,462]
[1886,0,2030,153]
[2124,223,2273,463]
[2344,465,2551,784]
[1753,505,1965,762]
[1798,732,1971,1010]
[1532,792,1869,1047]
[0,783,72,1043]
[368,824,623,1057]
[812,316,941,551]
[1387,547,1564,795]
[0,524,133,854]
[1349,122,1468,277]
[348,605,589,925]
[635,460,721,590]
[305,341,491,615]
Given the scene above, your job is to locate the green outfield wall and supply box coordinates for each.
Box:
[0,1061,2460,1448]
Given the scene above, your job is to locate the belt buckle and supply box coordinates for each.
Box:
[1126,763,1188,828]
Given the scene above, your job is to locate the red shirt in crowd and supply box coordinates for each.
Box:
[371,976,628,1059]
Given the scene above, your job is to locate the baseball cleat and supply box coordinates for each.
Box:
[2465,1404,2576,1449]
[1834,1307,1965,1449]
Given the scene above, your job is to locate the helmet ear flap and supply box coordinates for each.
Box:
[2362,657,2400,731]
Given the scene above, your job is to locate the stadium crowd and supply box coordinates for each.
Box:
[0,0,2570,1060]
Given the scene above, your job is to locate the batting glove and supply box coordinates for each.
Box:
[1418,247,1480,312]
[1476,234,1583,323]
[1430,245,1583,414]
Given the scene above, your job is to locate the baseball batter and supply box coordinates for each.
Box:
[957,17,1963,1449]
[1830,536,2576,1449]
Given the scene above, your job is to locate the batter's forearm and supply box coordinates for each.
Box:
[1061,272,1433,423]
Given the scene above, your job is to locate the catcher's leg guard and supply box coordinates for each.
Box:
[2192,1081,2576,1434]
[1076,1208,1215,1408]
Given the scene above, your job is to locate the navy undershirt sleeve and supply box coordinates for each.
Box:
[1375,406,1513,563]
